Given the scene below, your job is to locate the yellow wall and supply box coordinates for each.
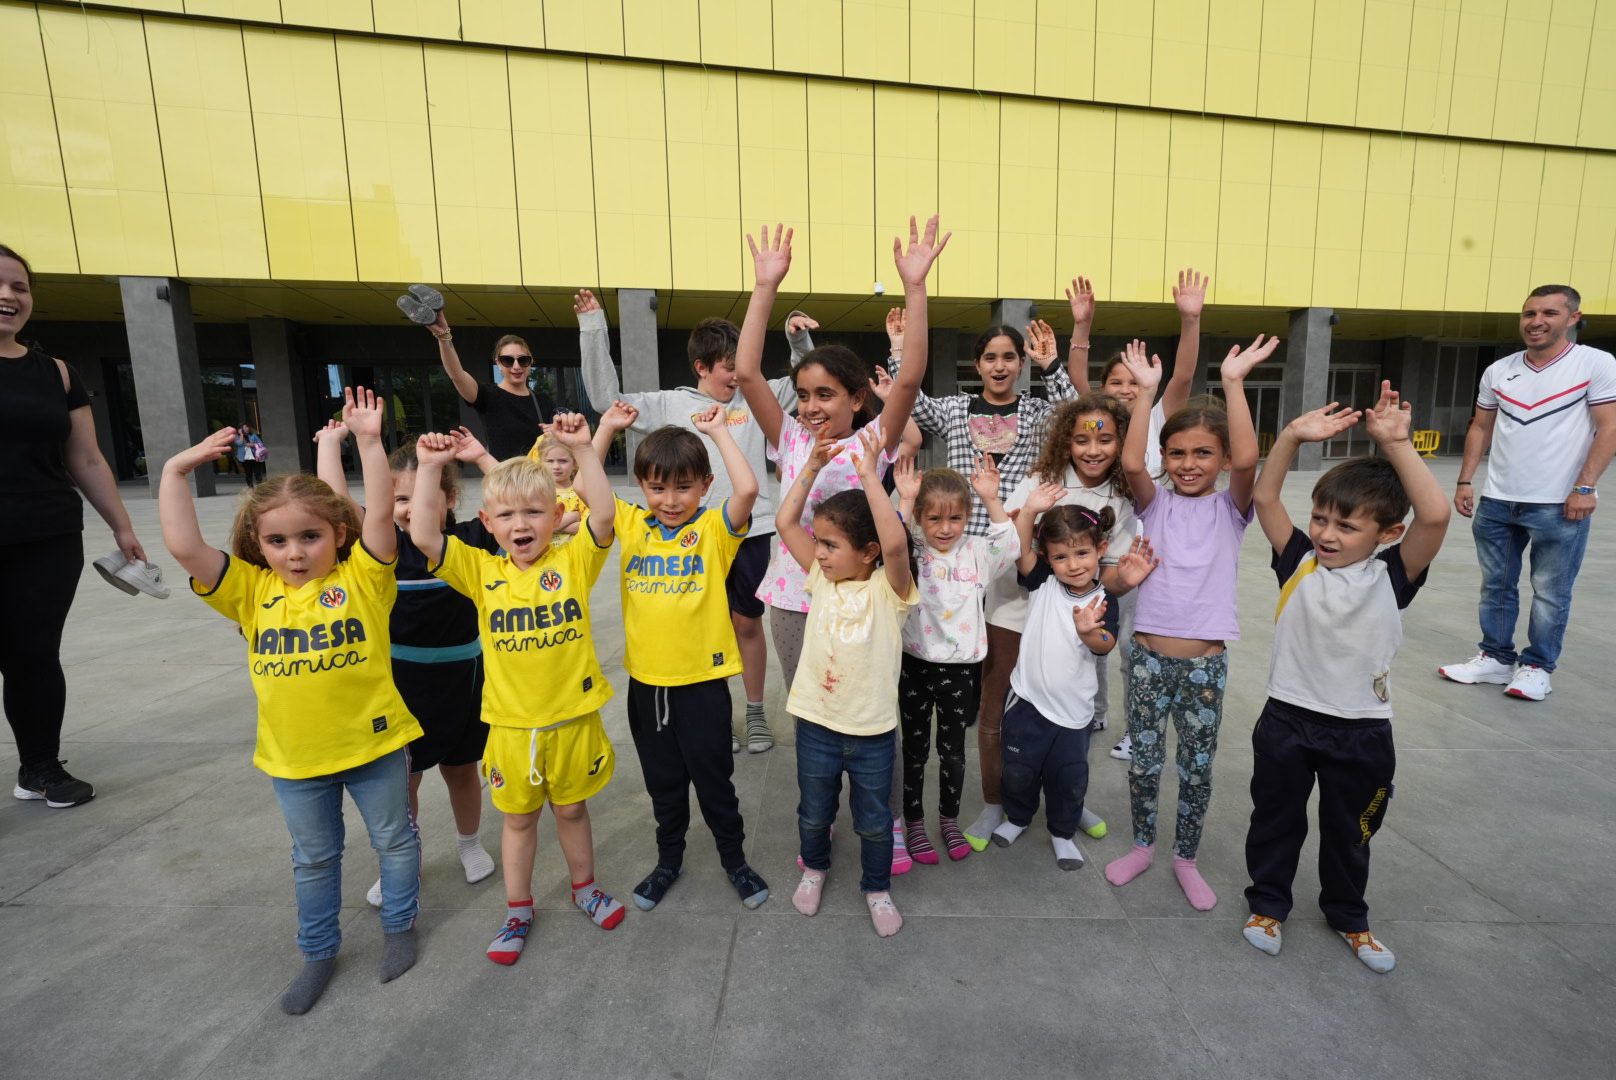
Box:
[3,1,1615,315]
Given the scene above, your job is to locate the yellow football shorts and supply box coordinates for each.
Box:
[481,712,614,814]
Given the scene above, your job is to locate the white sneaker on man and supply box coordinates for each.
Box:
[1504,665,1552,701]
[1437,652,1513,685]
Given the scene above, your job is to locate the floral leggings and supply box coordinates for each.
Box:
[1125,638,1228,859]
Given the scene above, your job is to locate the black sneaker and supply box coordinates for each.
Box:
[631,865,681,911]
[14,760,95,808]
[727,864,770,910]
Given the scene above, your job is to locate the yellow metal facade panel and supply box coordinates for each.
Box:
[1203,0,1260,117]
[1486,145,1543,310]
[1538,0,1593,147]
[773,0,841,78]
[1358,133,1416,309]
[1110,109,1169,302]
[586,59,670,289]
[1402,139,1458,310]
[1033,0,1094,103]
[1579,3,1616,149]
[508,53,597,286]
[1163,115,1222,292]
[1150,0,1207,113]
[936,91,998,298]
[873,86,939,293]
[147,19,268,279]
[372,0,463,41]
[1055,104,1115,299]
[39,8,175,276]
[1573,155,1616,313]
[0,2,76,272]
[425,46,520,286]
[460,0,546,49]
[338,38,440,284]
[1264,125,1320,308]
[1446,142,1502,311]
[1255,0,1311,123]
[1312,130,1369,308]
[664,68,742,293]
[1306,0,1362,128]
[1356,0,1412,131]
[183,0,280,21]
[806,80,875,295]
[1490,0,1548,144]
[995,98,1057,300]
[699,0,773,69]
[1529,149,1583,285]
[544,0,624,55]
[1215,120,1271,306]
[843,0,908,82]
[623,0,701,63]
[972,0,1034,96]
[909,0,972,89]
[280,0,372,32]
[1403,0,1461,135]
[1094,0,1152,107]
[1447,0,1506,140]
[737,73,810,288]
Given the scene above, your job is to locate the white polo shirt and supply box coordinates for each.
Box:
[1475,343,1616,504]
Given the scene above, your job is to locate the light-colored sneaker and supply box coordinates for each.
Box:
[1110,734,1133,761]
[1504,664,1552,701]
[1438,652,1513,685]
[93,551,171,599]
[731,733,741,754]
[1242,914,1283,956]
[1340,929,1395,973]
[366,877,383,907]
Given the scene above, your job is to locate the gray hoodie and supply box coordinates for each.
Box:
[579,308,810,535]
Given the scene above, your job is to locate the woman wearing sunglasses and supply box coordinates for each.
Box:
[424,307,558,461]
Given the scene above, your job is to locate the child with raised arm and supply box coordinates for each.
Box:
[160,388,422,1016]
[1103,334,1279,911]
[590,399,771,912]
[528,432,584,544]
[778,429,919,937]
[1242,384,1449,974]
[410,413,625,966]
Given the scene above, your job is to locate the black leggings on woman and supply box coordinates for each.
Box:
[1,534,83,768]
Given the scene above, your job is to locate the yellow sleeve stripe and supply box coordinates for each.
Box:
[1275,555,1321,622]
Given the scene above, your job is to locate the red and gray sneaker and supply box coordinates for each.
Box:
[15,760,95,808]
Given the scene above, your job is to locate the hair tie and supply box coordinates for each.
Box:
[1077,508,1099,524]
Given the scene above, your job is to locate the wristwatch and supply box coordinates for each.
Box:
[1572,485,1597,496]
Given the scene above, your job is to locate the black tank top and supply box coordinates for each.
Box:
[0,344,90,542]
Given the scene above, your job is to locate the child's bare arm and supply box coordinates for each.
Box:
[343,387,397,561]
[1015,481,1066,574]
[449,426,498,473]
[550,413,614,546]
[1163,268,1205,415]
[738,224,794,448]
[1065,275,1095,391]
[1363,382,1450,578]
[1218,334,1281,514]
[1258,403,1361,554]
[881,214,950,454]
[693,402,759,527]
[159,429,236,588]
[853,430,912,596]
[592,400,639,462]
[774,431,838,572]
[1119,340,1163,509]
[408,434,457,564]
[313,420,353,508]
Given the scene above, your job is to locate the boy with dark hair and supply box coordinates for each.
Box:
[592,401,770,912]
[1244,383,1450,973]
[576,291,802,753]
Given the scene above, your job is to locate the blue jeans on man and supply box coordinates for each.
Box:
[1472,497,1591,672]
[270,748,420,960]
[795,719,894,893]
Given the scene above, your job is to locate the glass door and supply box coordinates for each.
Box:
[1325,366,1382,458]
[1205,363,1283,457]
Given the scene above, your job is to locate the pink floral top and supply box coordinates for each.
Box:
[758,415,895,614]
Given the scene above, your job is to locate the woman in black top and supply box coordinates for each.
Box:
[0,244,151,808]
[424,307,557,460]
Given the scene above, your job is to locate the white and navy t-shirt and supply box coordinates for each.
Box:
[1475,343,1616,504]
[1268,529,1426,722]
[1008,564,1119,730]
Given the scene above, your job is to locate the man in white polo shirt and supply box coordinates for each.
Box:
[1440,285,1616,701]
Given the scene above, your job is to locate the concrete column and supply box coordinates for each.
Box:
[1280,307,1333,471]
[248,318,312,475]
[1396,337,1440,432]
[121,277,214,497]
[74,359,121,480]
[618,288,658,464]
[991,298,1034,393]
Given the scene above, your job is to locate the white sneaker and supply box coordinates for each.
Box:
[1504,664,1552,701]
[1437,652,1513,685]
[1110,734,1133,761]
[93,551,171,599]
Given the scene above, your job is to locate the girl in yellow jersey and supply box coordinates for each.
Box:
[527,431,585,545]
[159,388,422,1017]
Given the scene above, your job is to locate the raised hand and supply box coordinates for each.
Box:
[868,365,895,401]
[806,427,842,474]
[1115,535,1160,590]
[572,288,601,315]
[599,399,640,433]
[786,312,819,335]
[850,428,883,482]
[1065,276,1095,326]
[1221,333,1281,382]
[1025,481,1068,515]
[747,223,794,288]
[343,386,386,440]
[1173,267,1208,318]
[448,426,489,463]
[885,307,906,352]
[547,411,594,447]
[415,432,458,468]
[892,213,951,286]
[171,427,240,475]
[971,453,1002,503]
[428,309,452,339]
[1025,319,1058,370]
[311,418,348,445]
[1362,380,1413,446]
[1287,402,1361,444]
[1121,339,1163,393]
[893,455,921,502]
[691,402,727,436]
[1073,594,1109,635]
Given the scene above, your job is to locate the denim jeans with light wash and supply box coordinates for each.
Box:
[270,748,420,960]
[1472,497,1592,672]
[796,719,895,893]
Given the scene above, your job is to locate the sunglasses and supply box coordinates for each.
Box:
[497,354,533,368]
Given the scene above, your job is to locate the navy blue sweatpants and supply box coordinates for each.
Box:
[999,694,1092,840]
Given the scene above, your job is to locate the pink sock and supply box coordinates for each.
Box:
[1104,844,1155,886]
[1173,856,1217,910]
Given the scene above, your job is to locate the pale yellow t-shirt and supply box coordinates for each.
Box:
[786,563,918,736]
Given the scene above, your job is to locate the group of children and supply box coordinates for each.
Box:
[157,214,1448,1015]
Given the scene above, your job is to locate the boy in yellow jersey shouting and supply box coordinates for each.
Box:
[594,400,769,911]
[410,414,623,965]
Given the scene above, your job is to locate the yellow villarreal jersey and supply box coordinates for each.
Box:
[433,531,612,727]
[192,544,422,780]
[613,497,749,686]
[549,487,589,548]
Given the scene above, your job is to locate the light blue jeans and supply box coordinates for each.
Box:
[270,748,420,960]
[1472,497,1591,672]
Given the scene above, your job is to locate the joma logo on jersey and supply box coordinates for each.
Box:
[488,598,584,633]
[679,530,700,549]
[253,618,367,655]
[624,553,705,577]
[318,586,347,609]
[539,569,563,592]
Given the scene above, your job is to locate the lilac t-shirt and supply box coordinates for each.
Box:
[1133,485,1253,641]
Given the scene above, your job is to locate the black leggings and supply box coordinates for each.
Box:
[1,533,84,768]
[899,654,980,820]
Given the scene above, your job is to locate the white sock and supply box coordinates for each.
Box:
[965,803,1004,840]
[1052,835,1085,870]
[457,831,495,883]
[366,877,383,907]
[1079,808,1104,832]
[991,820,1027,847]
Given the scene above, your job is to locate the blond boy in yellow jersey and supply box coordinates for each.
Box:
[410,413,622,966]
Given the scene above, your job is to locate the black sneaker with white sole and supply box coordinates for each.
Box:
[15,760,95,808]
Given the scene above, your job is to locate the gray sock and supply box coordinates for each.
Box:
[379,929,417,983]
[281,958,336,1015]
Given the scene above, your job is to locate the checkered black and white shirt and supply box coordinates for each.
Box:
[888,353,1079,536]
